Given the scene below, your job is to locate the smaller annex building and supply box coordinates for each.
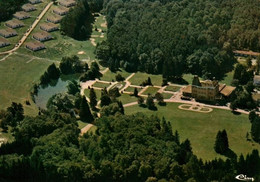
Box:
[33,31,52,42]
[0,37,10,48]
[46,14,63,24]
[59,0,76,7]
[22,3,36,12]
[5,19,25,29]
[0,28,17,38]
[53,6,69,16]
[25,41,45,51]
[29,0,42,4]
[13,11,31,20]
[182,75,236,101]
[40,23,59,32]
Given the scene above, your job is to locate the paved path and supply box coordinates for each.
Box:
[80,124,94,135]
[120,73,135,92]
[0,2,53,55]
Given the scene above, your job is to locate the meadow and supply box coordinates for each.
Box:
[125,103,260,160]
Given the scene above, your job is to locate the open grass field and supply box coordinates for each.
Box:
[129,72,162,86]
[165,85,181,92]
[142,86,160,95]
[100,69,131,82]
[92,81,110,89]
[0,53,54,115]
[125,103,260,161]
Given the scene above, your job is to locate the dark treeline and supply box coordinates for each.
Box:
[96,0,260,81]
[0,107,260,181]
[0,0,27,22]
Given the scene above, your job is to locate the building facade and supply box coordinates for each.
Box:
[182,76,235,101]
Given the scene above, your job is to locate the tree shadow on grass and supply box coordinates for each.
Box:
[223,148,237,159]
[231,111,241,115]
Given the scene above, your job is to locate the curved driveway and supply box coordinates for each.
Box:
[0,2,53,55]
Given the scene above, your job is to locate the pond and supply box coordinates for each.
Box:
[34,74,79,109]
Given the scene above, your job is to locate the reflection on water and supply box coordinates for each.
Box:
[34,74,79,109]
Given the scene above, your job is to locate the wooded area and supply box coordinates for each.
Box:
[96,0,260,81]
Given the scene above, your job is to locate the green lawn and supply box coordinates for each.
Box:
[142,87,160,95]
[0,53,54,115]
[100,69,131,82]
[221,70,234,85]
[77,120,88,129]
[165,85,181,92]
[125,86,142,93]
[84,88,101,101]
[161,92,173,99]
[129,72,162,86]
[87,125,97,134]
[125,103,260,161]
[92,81,110,89]
[118,94,138,104]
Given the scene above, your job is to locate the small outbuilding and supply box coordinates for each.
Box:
[25,41,45,51]
[5,19,25,29]
[13,11,31,20]
[33,31,52,42]
[22,4,37,12]
[46,14,63,24]
[53,6,69,16]
[59,0,76,7]
[0,28,18,38]
[0,37,10,48]
[40,23,59,32]
[29,0,42,4]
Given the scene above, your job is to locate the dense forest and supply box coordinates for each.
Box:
[96,0,260,81]
[0,0,28,22]
[0,107,260,181]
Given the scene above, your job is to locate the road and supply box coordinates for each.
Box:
[0,2,53,55]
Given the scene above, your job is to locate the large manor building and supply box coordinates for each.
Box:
[182,76,236,101]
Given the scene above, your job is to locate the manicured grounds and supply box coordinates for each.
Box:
[125,103,260,161]
[84,88,101,101]
[92,81,110,89]
[165,85,181,92]
[100,69,131,82]
[142,86,160,95]
[128,72,162,86]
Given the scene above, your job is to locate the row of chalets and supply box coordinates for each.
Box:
[0,0,76,52]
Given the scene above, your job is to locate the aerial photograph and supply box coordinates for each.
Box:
[0,0,260,181]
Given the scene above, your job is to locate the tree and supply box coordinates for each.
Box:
[47,63,60,80]
[146,94,155,110]
[138,96,144,106]
[249,111,257,123]
[67,80,80,95]
[214,130,229,154]
[155,92,164,105]
[133,88,138,97]
[115,74,125,82]
[108,87,120,98]
[79,96,93,123]
[89,88,97,110]
[100,95,111,107]
[251,117,260,143]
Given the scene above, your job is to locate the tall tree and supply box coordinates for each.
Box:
[79,96,93,122]
[89,88,97,109]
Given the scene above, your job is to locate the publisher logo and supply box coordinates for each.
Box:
[235,174,254,181]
